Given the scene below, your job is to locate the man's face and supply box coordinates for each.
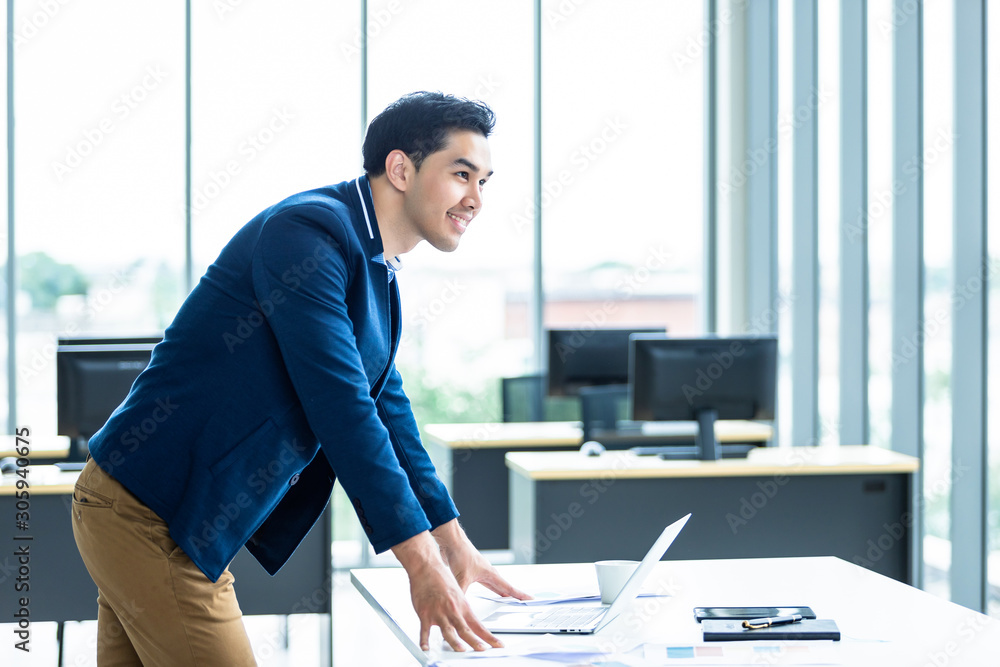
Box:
[401,129,493,252]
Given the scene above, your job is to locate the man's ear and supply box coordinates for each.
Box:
[384,149,412,192]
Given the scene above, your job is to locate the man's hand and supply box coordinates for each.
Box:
[392,530,505,653]
[432,519,531,601]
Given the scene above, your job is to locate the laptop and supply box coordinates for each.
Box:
[481,513,691,634]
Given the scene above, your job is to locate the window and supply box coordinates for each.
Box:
[190,1,360,278]
[367,1,535,426]
[540,0,705,340]
[14,1,185,433]
[921,0,955,600]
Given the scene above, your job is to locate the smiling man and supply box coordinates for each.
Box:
[71,92,527,666]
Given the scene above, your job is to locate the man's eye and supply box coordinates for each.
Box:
[457,171,469,180]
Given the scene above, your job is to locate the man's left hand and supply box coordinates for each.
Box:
[432,519,531,600]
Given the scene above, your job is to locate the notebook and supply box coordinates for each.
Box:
[481,513,691,634]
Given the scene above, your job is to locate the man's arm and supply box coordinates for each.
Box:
[251,206,432,551]
[376,365,457,528]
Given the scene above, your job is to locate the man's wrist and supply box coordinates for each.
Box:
[431,518,465,546]
[391,531,446,575]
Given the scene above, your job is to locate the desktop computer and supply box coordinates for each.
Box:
[628,334,778,460]
[57,336,161,462]
[545,326,666,397]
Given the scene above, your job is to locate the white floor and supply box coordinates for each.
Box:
[0,571,418,666]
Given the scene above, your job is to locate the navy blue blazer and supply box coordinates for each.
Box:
[88,176,458,582]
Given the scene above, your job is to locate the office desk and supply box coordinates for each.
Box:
[0,466,333,665]
[506,445,918,583]
[423,421,772,551]
[352,556,1000,666]
[0,434,70,461]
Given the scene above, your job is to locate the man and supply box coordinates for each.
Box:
[72,91,528,665]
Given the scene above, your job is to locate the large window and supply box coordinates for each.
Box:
[190,1,360,278]
[921,0,956,601]
[368,1,535,427]
[867,0,894,457]
[14,2,185,434]
[541,0,705,338]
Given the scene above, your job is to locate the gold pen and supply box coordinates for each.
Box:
[742,613,804,630]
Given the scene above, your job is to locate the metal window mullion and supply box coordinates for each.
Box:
[891,0,923,588]
[357,0,371,571]
[184,0,192,294]
[7,0,15,433]
[791,0,819,447]
[743,0,777,334]
[950,0,987,613]
[532,0,544,373]
[360,0,368,152]
[739,0,778,444]
[840,0,869,446]
[704,0,718,334]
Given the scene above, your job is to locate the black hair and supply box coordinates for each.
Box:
[362,91,496,176]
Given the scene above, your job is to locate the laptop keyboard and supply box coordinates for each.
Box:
[531,606,605,628]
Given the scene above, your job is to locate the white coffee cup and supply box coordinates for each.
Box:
[594,559,639,604]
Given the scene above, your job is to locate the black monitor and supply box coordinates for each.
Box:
[546,326,666,397]
[629,335,777,460]
[57,336,161,461]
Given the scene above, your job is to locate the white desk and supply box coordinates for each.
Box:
[352,556,1000,666]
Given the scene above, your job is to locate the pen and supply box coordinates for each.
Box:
[742,613,804,630]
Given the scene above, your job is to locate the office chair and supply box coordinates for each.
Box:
[500,374,546,422]
[579,384,629,444]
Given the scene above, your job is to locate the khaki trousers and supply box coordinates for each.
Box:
[71,458,257,666]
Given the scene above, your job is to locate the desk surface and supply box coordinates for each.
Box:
[352,556,1000,666]
[0,465,80,495]
[505,444,919,480]
[423,420,774,450]
[0,433,71,459]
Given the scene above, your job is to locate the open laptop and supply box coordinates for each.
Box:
[481,513,691,634]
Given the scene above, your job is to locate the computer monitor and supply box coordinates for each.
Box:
[629,335,777,460]
[546,326,666,397]
[57,336,161,461]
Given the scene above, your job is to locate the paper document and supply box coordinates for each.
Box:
[477,592,662,606]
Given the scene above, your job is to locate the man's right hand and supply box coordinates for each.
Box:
[392,531,504,653]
